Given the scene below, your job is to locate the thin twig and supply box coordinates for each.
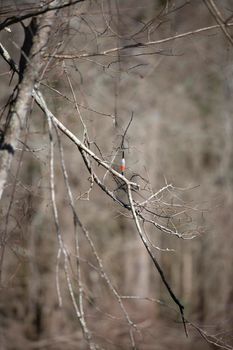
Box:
[203,0,233,46]
[46,22,233,60]
[127,184,188,337]
[47,111,95,350]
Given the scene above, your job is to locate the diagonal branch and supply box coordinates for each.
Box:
[46,22,233,60]
[127,184,188,337]
[0,0,86,32]
[203,0,233,46]
[33,90,139,190]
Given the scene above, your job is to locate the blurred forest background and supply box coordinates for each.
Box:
[0,0,233,349]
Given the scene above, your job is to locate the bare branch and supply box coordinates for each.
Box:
[127,184,188,337]
[33,89,139,190]
[46,22,233,60]
[0,0,86,32]
[203,0,233,46]
[46,105,95,350]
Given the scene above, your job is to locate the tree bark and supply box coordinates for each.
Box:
[0,1,59,200]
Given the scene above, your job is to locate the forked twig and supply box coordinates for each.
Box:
[127,184,188,337]
[46,112,95,350]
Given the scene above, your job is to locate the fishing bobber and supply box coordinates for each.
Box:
[120,158,126,174]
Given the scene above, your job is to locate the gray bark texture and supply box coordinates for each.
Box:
[0,2,59,200]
